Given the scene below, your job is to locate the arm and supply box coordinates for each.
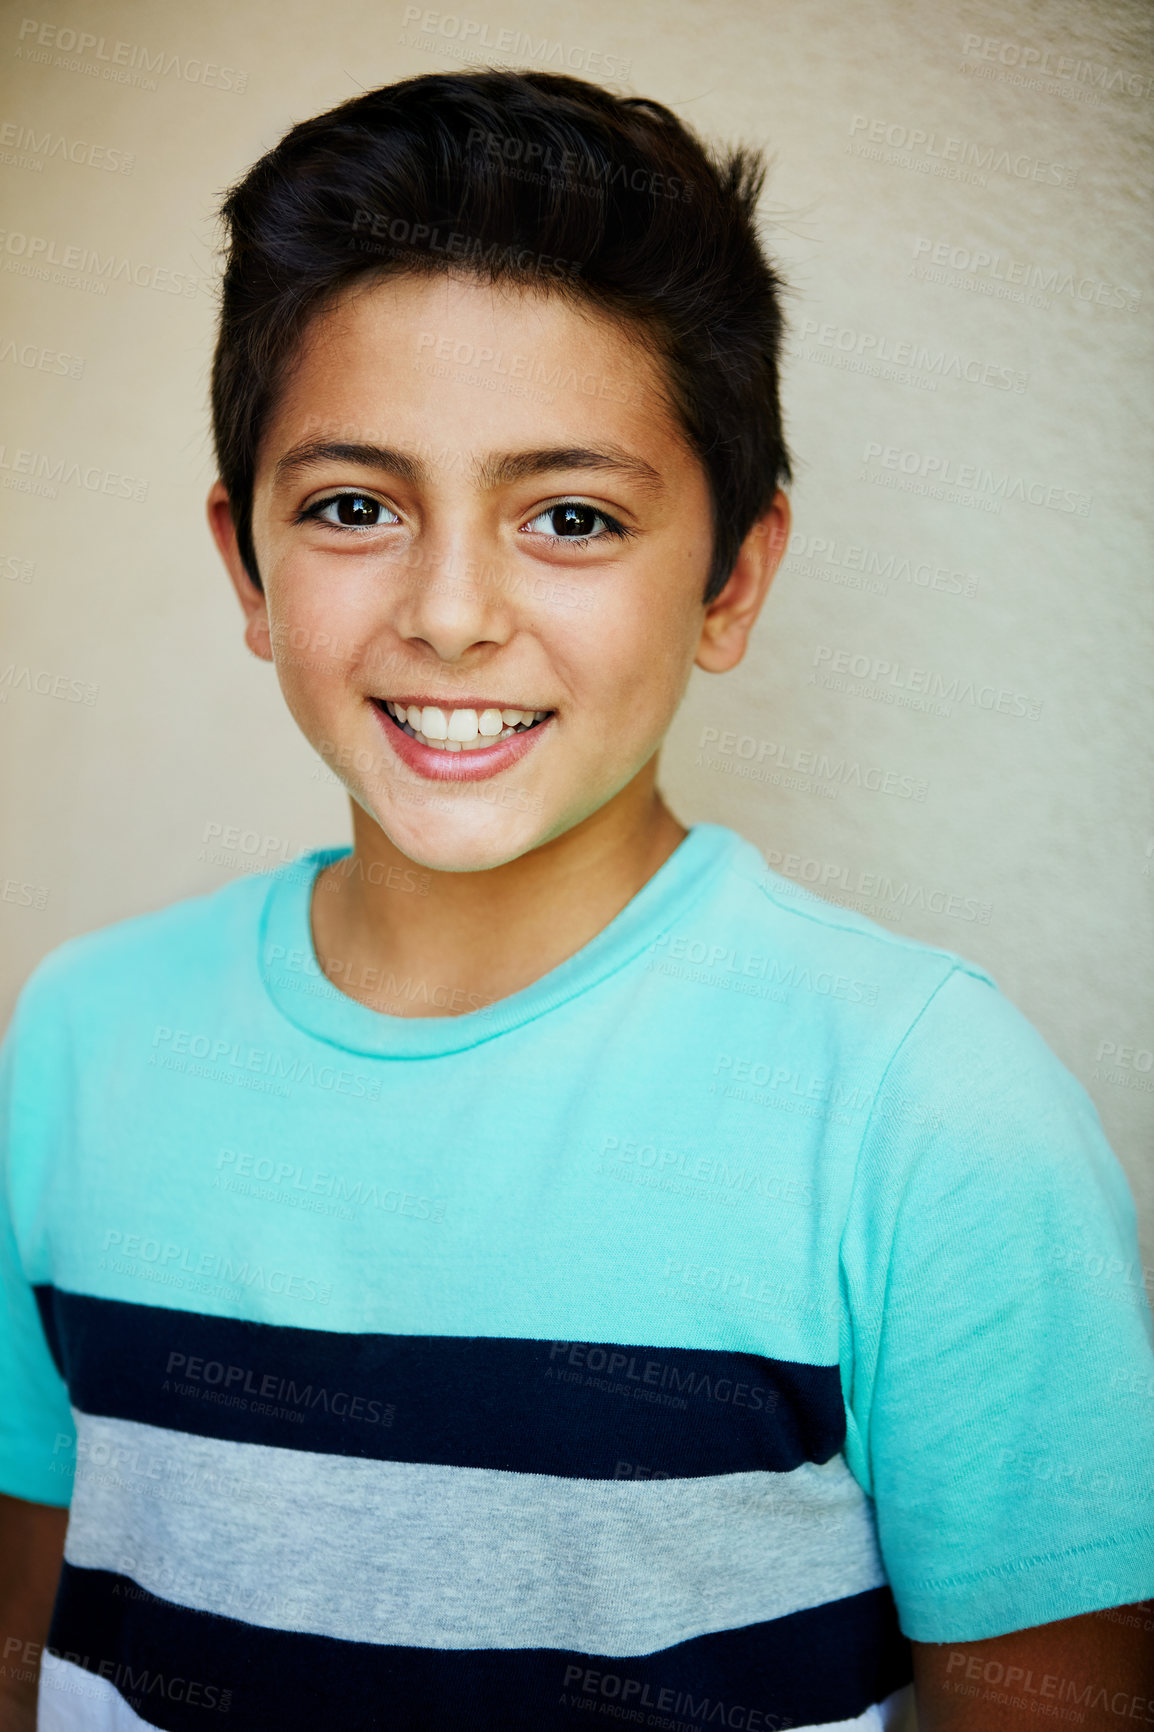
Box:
[840,970,1154,1705]
[912,1602,1154,1730]
[0,1492,68,1732]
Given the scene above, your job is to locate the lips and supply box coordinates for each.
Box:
[371,698,553,782]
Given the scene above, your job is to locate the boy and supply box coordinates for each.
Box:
[1,69,1151,1732]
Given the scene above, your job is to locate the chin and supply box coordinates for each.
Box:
[368,793,553,875]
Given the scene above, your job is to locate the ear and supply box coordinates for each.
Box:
[694,490,791,675]
[206,480,272,663]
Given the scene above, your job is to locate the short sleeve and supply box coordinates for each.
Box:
[0,973,76,1506]
[839,965,1154,1643]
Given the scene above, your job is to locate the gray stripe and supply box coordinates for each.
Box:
[64,1409,886,1654]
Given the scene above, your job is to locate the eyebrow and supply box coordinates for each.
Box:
[476,446,664,496]
[272,438,664,496]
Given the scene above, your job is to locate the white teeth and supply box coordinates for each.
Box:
[381,699,550,751]
[447,708,479,742]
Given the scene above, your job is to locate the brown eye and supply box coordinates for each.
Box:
[522,502,627,542]
[333,494,385,526]
[305,493,399,529]
[549,503,599,537]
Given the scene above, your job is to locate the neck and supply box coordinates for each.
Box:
[309,767,688,1017]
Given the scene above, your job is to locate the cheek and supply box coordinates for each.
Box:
[555,594,690,735]
[265,558,371,689]
[601,563,702,691]
[269,554,339,632]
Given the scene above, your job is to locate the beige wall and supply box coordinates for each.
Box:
[2,0,1151,1283]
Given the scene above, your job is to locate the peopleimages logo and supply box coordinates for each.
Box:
[398,8,631,80]
[547,1341,778,1411]
[763,849,993,926]
[696,728,929,803]
[0,663,98,704]
[0,227,207,297]
[958,33,1153,100]
[149,1025,381,1101]
[794,319,1026,392]
[860,441,1092,516]
[0,442,147,501]
[785,534,980,599]
[811,644,1043,721]
[847,114,1078,186]
[14,19,248,92]
[559,1665,790,1729]
[0,337,84,377]
[350,210,581,280]
[910,236,1139,311]
[0,119,134,173]
[98,1230,332,1306]
[164,1350,395,1426]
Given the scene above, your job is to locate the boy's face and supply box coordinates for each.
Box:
[211,272,786,872]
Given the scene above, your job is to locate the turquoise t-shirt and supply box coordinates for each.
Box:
[1,823,1151,1732]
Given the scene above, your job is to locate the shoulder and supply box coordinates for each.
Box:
[701,823,995,1022]
[5,861,309,1042]
[703,826,1106,1154]
[876,962,1100,1150]
[840,944,1132,1259]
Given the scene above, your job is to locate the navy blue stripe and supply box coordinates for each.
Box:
[50,1563,911,1731]
[35,1287,844,1476]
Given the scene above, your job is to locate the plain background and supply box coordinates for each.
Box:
[1,0,1151,1293]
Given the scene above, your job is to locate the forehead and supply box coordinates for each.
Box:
[260,271,697,486]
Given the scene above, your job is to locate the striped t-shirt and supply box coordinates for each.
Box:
[1,822,1152,1731]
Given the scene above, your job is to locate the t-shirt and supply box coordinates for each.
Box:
[1,822,1152,1732]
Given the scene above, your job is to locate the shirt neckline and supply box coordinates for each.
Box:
[257,823,740,1059]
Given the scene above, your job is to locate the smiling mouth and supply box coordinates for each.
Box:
[374,699,552,753]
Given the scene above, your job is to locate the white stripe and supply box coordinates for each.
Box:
[38,1655,159,1731]
[64,1409,887,1653]
[793,1686,916,1731]
[37,1655,913,1732]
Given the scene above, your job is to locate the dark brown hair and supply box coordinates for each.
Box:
[210,68,791,603]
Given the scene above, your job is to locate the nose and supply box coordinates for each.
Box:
[389,529,515,664]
